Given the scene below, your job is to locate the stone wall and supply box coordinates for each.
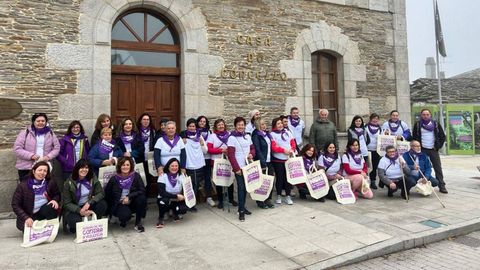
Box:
[411,78,480,104]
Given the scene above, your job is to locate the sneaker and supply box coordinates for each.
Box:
[257,202,268,209]
[265,200,275,208]
[206,197,216,207]
[239,211,245,222]
[439,186,448,194]
[244,208,252,215]
[275,195,282,204]
[134,224,145,232]
[229,200,238,207]
[370,181,378,190]
[156,219,164,228]
[285,196,293,205]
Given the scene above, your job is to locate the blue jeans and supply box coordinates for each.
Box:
[235,174,247,213]
[407,174,439,187]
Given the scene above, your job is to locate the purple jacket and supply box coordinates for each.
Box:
[13,126,60,170]
[57,134,90,172]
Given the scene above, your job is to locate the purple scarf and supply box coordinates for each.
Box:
[421,118,435,132]
[288,116,300,128]
[386,152,399,166]
[409,149,422,161]
[140,127,151,143]
[257,130,273,140]
[31,125,51,136]
[347,149,362,165]
[67,133,85,145]
[185,130,201,142]
[167,173,179,188]
[163,135,181,152]
[367,122,380,135]
[231,130,246,139]
[323,152,338,169]
[388,120,401,133]
[99,139,115,156]
[76,178,92,202]
[353,127,364,138]
[199,128,209,141]
[120,132,135,145]
[115,172,135,190]
[303,156,314,172]
[215,131,230,145]
[27,178,47,195]
[272,129,288,141]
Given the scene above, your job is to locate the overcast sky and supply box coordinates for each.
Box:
[406,0,480,81]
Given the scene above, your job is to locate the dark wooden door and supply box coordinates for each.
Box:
[111,74,180,129]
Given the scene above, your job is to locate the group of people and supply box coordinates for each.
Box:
[11,106,447,235]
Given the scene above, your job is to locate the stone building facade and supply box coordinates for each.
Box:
[0,0,409,212]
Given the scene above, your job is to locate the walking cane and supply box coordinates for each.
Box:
[410,154,446,208]
[401,169,409,203]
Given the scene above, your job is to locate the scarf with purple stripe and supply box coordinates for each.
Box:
[185,130,201,142]
[115,172,135,190]
[288,115,301,128]
[167,173,179,188]
[388,120,401,133]
[353,127,365,138]
[272,128,288,141]
[256,129,272,140]
[322,152,338,169]
[27,178,47,195]
[421,118,435,132]
[120,132,135,145]
[386,151,399,166]
[367,122,380,135]
[230,130,246,139]
[99,139,115,156]
[140,127,151,143]
[303,156,314,172]
[199,128,209,141]
[31,125,51,136]
[215,131,230,145]
[76,178,92,202]
[163,135,181,152]
[347,149,363,165]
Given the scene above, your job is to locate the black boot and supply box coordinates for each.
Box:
[370,181,378,190]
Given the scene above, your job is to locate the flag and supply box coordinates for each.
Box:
[434,0,447,57]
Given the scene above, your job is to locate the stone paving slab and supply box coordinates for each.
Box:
[0,155,478,269]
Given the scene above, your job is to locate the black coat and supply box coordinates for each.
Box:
[115,135,146,163]
[104,172,146,215]
[412,121,446,151]
[252,129,271,168]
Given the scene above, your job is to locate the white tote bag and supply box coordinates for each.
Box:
[98,165,117,188]
[182,174,197,208]
[134,163,147,187]
[242,159,263,192]
[396,138,410,156]
[75,213,108,244]
[415,180,434,196]
[22,218,59,248]
[212,155,235,187]
[285,156,307,185]
[376,134,397,156]
[305,166,329,199]
[147,159,158,177]
[332,178,356,205]
[249,168,274,201]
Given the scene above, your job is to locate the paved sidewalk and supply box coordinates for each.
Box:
[0,155,479,269]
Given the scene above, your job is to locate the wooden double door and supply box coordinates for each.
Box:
[111,74,180,130]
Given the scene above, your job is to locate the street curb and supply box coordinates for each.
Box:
[305,218,480,270]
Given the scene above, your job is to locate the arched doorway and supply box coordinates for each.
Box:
[111,9,180,129]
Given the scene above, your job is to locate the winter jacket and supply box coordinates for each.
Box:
[11,179,60,231]
[13,126,60,170]
[104,172,145,215]
[412,121,446,151]
[57,134,90,173]
[87,141,123,176]
[115,135,146,163]
[402,151,433,179]
[308,118,338,151]
[251,129,271,168]
[62,175,104,219]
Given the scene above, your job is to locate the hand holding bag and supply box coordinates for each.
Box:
[241,158,263,192]
[212,154,235,187]
[249,168,274,201]
[285,156,307,185]
[75,213,108,244]
[332,178,356,205]
[306,165,329,199]
[182,174,197,208]
[22,218,59,248]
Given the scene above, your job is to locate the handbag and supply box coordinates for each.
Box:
[361,177,372,196]
[249,168,274,201]
[332,178,356,205]
[182,174,197,208]
[98,165,117,188]
[376,134,396,156]
[74,213,108,244]
[147,159,158,177]
[305,166,329,199]
[134,162,147,187]
[415,179,433,196]
[212,154,235,187]
[285,156,307,185]
[22,218,59,248]
[241,158,263,192]
[395,137,410,156]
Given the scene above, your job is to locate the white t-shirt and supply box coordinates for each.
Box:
[245,122,255,135]
[378,156,404,179]
[317,154,341,176]
[287,118,305,146]
[270,131,293,160]
[36,134,45,157]
[381,120,409,137]
[341,153,365,173]
[227,134,252,169]
[207,133,229,161]
[154,136,186,166]
[158,173,183,196]
[421,128,435,149]
[366,126,381,151]
[200,130,212,160]
[184,137,206,170]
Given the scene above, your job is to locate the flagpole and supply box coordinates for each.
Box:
[433,0,444,130]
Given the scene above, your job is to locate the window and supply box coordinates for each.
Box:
[111,10,180,74]
[312,52,338,125]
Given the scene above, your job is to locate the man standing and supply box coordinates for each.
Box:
[412,109,447,193]
[309,109,337,152]
[287,107,305,150]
